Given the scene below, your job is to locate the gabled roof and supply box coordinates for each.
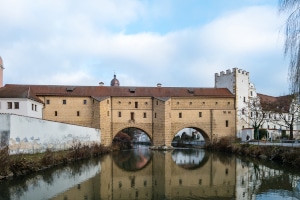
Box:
[3,84,235,98]
[0,85,43,103]
[258,93,293,112]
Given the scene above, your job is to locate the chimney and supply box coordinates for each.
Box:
[99,82,104,86]
[157,83,162,87]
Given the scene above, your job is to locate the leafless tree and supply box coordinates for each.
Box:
[262,94,300,139]
[238,96,268,139]
[279,0,300,97]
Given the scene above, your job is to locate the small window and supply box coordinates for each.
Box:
[155,113,157,118]
[77,111,80,116]
[243,97,246,102]
[199,112,202,117]
[7,102,12,109]
[32,104,34,110]
[46,99,50,104]
[143,112,147,118]
[14,102,19,109]
[223,111,226,114]
[156,101,158,105]
[63,100,66,104]
[226,120,229,127]
[118,112,122,117]
[179,112,182,118]
[107,100,109,104]
[189,102,192,105]
[131,112,135,120]
[35,105,37,111]
[135,101,138,108]
[227,102,230,105]
[215,102,218,105]
[83,99,87,105]
[54,111,58,116]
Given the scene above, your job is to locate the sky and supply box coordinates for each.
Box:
[0,0,290,96]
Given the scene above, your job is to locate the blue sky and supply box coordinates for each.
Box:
[0,0,289,96]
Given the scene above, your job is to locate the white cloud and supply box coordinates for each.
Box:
[0,1,289,96]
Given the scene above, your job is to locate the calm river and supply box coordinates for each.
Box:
[1,146,300,200]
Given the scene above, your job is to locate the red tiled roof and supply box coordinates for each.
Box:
[3,84,234,98]
[0,85,43,103]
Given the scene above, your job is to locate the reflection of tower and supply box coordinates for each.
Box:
[0,56,4,87]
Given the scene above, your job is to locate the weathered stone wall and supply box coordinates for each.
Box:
[0,114,100,154]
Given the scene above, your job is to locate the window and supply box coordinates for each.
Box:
[77,111,80,116]
[179,112,182,118]
[215,102,218,105]
[46,99,50,104]
[226,120,229,127]
[35,105,37,111]
[14,102,19,109]
[118,112,122,117]
[242,109,245,115]
[199,112,202,117]
[135,101,138,108]
[143,112,147,118]
[155,113,157,118]
[63,99,66,104]
[130,112,135,120]
[243,97,246,102]
[107,100,109,104]
[7,102,12,109]
[156,101,158,105]
[83,99,87,104]
[250,91,253,96]
[54,111,58,116]
[189,102,192,105]
[32,104,34,110]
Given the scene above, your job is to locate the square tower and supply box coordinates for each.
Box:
[215,68,250,137]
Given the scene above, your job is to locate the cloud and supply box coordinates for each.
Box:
[0,1,288,96]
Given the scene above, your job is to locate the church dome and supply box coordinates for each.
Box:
[110,74,120,86]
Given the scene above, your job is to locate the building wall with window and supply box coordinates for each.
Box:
[0,98,43,118]
[42,96,93,127]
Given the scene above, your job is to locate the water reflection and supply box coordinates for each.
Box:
[171,148,209,169]
[1,149,300,199]
[112,145,152,171]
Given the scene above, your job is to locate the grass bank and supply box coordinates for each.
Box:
[0,143,112,179]
[206,136,300,168]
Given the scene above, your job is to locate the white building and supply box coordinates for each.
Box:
[215,68,300,141]
[0,86,43,119]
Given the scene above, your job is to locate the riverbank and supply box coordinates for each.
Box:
[207,136,300,168]
[0,144,112,180]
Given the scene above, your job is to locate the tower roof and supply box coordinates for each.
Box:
[110,74,120,86]
[0,56,3,68]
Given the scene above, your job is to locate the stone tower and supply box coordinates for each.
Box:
[215,68,250,137]
[0,56,4,87]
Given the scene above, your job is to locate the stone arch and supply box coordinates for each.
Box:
[173,125,210,143]
[113,125,153,144]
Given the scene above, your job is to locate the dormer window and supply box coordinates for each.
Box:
[129,88,136,93]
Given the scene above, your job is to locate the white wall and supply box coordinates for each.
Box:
[0,98,43,118]
[0,114,101,154]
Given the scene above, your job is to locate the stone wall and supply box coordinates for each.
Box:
[0,114,100,154]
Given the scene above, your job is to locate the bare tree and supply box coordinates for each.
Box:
[262,94,300,139]
[238,96,268,140]
[279,0,300,97]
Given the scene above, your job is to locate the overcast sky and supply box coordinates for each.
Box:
[0,0,289,96]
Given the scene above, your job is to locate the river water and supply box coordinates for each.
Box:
[1,146,300,200]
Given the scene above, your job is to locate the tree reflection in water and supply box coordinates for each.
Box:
[112,145,152,171]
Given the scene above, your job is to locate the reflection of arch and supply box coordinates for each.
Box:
[171,149,210,170]
[112,148,153,171]
[113,126,152,144]
[173,126,210,142]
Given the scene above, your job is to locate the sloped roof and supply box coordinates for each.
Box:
[0,85,43,103]
[258,93,293,112]
[3,84,235,98]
